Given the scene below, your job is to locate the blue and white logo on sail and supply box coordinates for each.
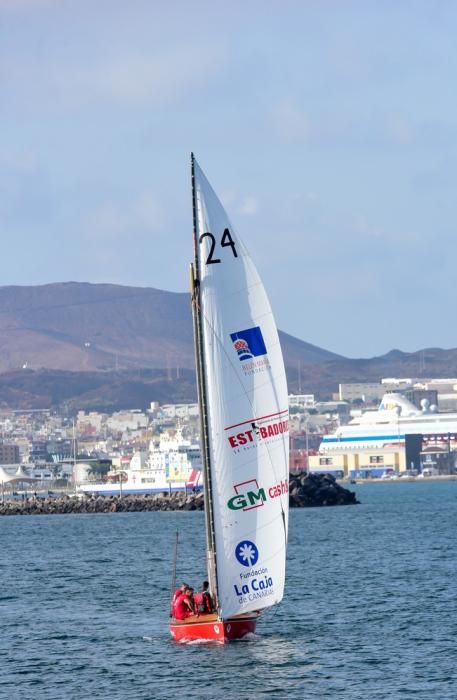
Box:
[235,540,259,567]
[230,327,267,362]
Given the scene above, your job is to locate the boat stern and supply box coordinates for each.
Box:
[169,613,258,643]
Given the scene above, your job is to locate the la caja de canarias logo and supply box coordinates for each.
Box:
[230,326,270,374]
[235,540,259,567]
[233,540,274,602]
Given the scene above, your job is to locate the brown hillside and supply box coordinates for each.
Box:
[0,282,344,373]
[0,283,455,410]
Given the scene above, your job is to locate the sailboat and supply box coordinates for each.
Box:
[169,155,289,643]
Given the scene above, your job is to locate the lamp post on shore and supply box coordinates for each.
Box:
[303,414,310,473]
[395,405,402,474]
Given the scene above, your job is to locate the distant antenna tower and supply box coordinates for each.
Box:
[420,350,426,373]
[298,360,302,393]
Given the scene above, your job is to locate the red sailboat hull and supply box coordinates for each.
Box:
[170,612,258,643]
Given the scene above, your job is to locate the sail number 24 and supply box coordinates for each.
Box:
[199,228,238,265]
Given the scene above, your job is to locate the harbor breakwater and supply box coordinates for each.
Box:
[0,472,358,516]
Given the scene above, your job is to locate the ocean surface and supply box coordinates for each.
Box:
[2,481,457,699]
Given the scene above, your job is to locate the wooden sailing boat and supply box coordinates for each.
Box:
[169,155,289,643]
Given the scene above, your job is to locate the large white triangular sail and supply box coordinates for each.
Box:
[192,157,289,618]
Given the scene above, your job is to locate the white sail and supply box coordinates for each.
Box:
[193,159,289,618]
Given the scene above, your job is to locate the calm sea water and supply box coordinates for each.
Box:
[2,481,457,699]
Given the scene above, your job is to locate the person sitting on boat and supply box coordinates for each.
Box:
[173,586,196,620]
[171,582,189,617]
[193,581,214,614]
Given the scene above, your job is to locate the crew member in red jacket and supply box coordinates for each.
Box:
[193,581,214,614]
[173,587,196,620]
[171,582,188,617]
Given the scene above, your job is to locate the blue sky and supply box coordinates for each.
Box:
[2,0,457,358]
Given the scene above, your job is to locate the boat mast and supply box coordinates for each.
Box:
[190,153,220,610]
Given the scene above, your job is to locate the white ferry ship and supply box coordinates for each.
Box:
[321,393,457,451]
[77,429,202,496]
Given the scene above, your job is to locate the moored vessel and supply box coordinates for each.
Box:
[77,429,202,495]
[321,392,457,451]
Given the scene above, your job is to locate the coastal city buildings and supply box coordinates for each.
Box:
[0,444,20,464]
[1,377,457,492]
[309,379,457,479]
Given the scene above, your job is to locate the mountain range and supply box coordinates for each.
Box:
[0,282,455,411]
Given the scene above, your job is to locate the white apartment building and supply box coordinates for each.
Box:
[106,410,149,433]
[288,394,315,409]
[160,403,199,419]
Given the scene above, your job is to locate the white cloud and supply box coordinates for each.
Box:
[385,115,414,146]
[92,45,225,105]
[238,196,258,216]
[0,0,56,9]
[270,99,310,143]
[219,191,259,217]
[351,212,384,240]
[84,192,165,241]
[4,43,226,111]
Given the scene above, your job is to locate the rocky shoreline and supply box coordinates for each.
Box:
[289,472,359,507]
[0,472,358,516]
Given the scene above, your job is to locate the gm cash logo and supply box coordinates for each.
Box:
[227,478,289,511]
